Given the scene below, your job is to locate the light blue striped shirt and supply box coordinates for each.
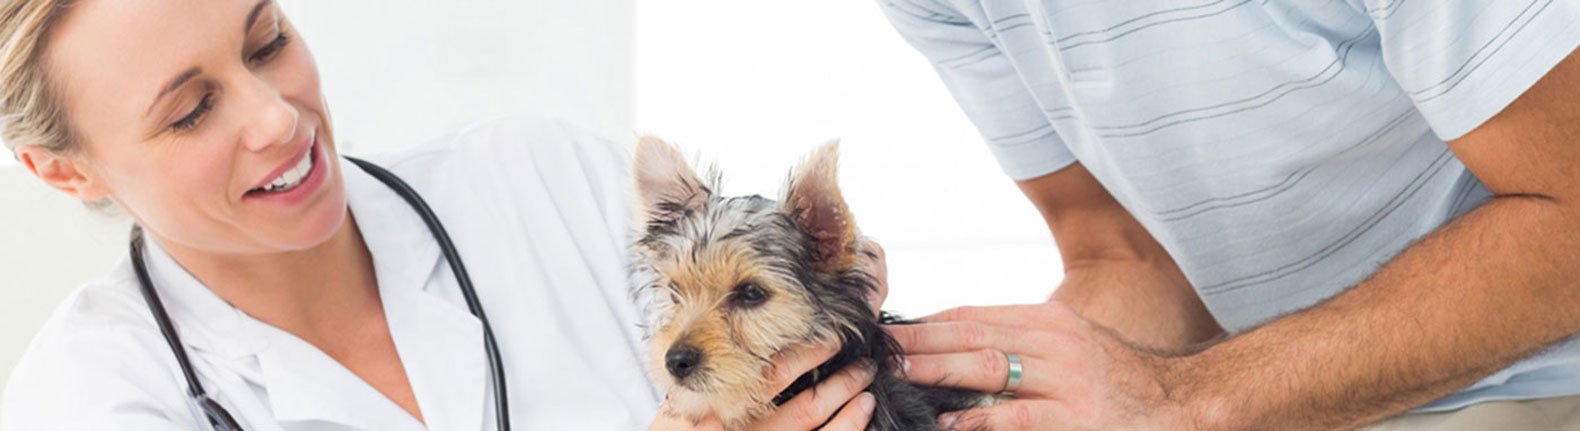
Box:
[879,0,1580,411]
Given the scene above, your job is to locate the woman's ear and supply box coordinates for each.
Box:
[15,146,110,202]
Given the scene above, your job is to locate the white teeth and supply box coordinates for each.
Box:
[255,151,314,193]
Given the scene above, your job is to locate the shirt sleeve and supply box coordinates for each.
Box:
[876,0,1077,180]
[1359,0,1580,140]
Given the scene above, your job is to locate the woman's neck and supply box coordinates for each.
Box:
[152,212,428,422]
[154,210,382,336]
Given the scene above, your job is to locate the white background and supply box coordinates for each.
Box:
[634,0,1063,315]
[0,0,1063,393]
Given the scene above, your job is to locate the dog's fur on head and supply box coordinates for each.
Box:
[629,137,986,430]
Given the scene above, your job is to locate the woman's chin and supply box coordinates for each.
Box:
[254,186,349,253]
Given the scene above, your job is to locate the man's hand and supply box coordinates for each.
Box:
[1051,258,1221,351]
[887,303,1194,430]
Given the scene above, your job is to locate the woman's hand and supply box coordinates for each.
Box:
[886,302,1197,431]
[649,342,878,430]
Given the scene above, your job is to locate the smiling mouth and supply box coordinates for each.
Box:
[247,143,315,195]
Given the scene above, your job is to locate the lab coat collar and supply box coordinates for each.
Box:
[339,155,444,299]
[255,328,421,429]
[142,235,271,358]
[142,157,486,429]
[340,156,490,430]
[141,157,447,358]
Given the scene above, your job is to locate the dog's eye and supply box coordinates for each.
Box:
[664,283,681,304]
[732,282,769,307]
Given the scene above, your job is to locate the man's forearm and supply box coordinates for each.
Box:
[1018,163,1226,350]
[1170,196,1580,430]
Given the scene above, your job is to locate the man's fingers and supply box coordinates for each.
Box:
[886,321,1038,355]
[752,365,876,430]
[917,303,1079,330]
[939,401,1061,431]
[815,392,876,431]
[764,342,842,391]
[900,350,1053,396]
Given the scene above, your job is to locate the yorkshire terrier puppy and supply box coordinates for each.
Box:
[629,138,990,430]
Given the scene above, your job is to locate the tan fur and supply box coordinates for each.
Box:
[645,236,842,428]
[634,139,860,430]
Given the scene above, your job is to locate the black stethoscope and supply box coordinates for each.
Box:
[128,156,511,431]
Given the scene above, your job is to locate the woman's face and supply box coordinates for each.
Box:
[42,0,346,255]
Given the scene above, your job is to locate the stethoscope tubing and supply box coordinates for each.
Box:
[346,156,512,430]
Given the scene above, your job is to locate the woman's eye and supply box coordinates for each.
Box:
[171,93,214,132]
[731,283,768,307]
[248,31,290,63]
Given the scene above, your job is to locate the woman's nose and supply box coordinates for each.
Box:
[235,74,300,153]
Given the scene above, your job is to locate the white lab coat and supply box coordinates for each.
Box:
[0,116,663,430]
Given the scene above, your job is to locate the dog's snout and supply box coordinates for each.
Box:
[665,344,703,379]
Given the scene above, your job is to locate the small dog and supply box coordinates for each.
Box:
[629,138,990,430]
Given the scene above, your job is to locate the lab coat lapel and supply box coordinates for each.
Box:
[256,329,424,430]
[344,157,489,431]
[141,236,269,359]
[382,283,488,431]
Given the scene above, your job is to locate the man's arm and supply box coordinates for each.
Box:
[1174,49,1580,430]
[873,0,1221,348]
[1018,163,1224,349]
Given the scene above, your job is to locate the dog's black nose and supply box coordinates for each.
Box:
[665,344,703,379]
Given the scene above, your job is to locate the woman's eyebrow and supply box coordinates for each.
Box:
[145,67,201,117]
[144,1,272,118]
[244,0,272,34]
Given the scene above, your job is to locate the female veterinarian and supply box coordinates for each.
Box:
[0,0,883,429]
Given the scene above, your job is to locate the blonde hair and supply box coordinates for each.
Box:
[0,0,75,158]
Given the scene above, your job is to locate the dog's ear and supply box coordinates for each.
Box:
[782,140,858,271]
[634,136,710,227]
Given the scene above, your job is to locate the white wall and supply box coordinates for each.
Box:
[278,0,635,151]
[635,0,1064,316]
[0,169,128,396]
[0,0,633,394]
